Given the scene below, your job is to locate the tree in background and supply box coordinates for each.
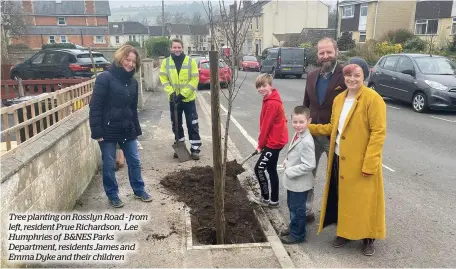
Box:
[145,37,170,58]
[328,7,337,29]
[1,0,28,63]
[190,12,207,51]
[155,12,172,25]
[337,31,356,51]
[172,12,189,23]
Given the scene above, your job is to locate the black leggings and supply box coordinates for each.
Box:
[254,147,282,203]
[323,154,339,228]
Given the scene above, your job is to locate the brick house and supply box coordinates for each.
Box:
[10,0,111,49]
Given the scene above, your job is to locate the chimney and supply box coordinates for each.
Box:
[22,0,34,13]
[84,0,95,14]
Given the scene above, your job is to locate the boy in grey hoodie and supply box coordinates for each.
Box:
[280,106,316,244]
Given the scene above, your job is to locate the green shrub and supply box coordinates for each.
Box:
[304,47,318,66]
[7,43,30,50]
[299,42,312,49]
[352,39,380,66]
[380,29,414,44]
[42,43,76,49]
[145,37,170,58]
[375,41,403,56]
[337,31,356,51]
[124,41,141,48]
[403,37,427,51]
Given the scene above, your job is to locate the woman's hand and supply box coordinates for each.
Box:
[97,138,104,142]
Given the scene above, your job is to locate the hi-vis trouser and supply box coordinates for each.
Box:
[160,56,201,152]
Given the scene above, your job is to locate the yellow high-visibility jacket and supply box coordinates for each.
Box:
[159,55,199,102]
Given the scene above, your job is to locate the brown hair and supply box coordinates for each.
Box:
[113,45,141,71]
[171,38,184,47]
[291,105,311,119]
[255,73,273,88]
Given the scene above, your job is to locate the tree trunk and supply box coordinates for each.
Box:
[209,50,225,244]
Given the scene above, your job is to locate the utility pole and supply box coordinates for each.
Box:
[162,0,165,37]
[335,0,339,40]
[209,50,225,244]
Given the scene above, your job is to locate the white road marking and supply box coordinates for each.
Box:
[430,116,456,123]
[387,105,401,110]
[382,164,395,172]
[211,94,395,173]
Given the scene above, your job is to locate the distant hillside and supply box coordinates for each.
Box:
[110,1,210,25]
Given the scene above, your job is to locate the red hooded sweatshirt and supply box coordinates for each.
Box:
[258,89,289,150]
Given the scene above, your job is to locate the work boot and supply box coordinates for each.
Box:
[268,200,280,208]
[332,236,348,248]
[191,151,200,160]
[362,239,375,256]
[250,196,270,207]
[173,152,178,158]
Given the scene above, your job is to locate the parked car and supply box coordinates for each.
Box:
[239,55,260,71]
[260,47,306,78]
[10,49,110,80]
[197,59,232,90]
[368,53,456,112]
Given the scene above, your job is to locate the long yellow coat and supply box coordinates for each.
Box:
[308,85,387,240]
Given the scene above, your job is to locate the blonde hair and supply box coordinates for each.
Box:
[255,73,273,88]
[113,45,141,71]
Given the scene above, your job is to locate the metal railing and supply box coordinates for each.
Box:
[0,79,95,157]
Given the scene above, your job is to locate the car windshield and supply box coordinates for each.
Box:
[77,53,108,63]
[200,61,226,69]
[414,57,456,75]
[243,56,257,61]
[281,49,304,61]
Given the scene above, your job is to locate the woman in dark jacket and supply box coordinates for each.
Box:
[89,45,151,208]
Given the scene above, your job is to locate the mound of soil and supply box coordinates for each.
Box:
[161,160,266,245]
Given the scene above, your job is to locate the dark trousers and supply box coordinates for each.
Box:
[288,190,308,241]
[254,147,282,203]
[98,139,145,200]
[169,100,201,153]
[323,154,340,228]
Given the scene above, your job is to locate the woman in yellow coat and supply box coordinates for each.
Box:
[308,58,386,256]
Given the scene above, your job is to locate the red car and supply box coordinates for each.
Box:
[197,59,232,90]
[239,55,260,71]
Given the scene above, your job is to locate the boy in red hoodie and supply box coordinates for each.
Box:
[252,74,289,207]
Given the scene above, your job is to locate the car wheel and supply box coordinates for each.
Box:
[295,74,302,79]
[412,92,428,113]
[11,72,21,80]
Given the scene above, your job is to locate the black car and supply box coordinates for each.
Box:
[10,49,111,80]
[368,53,456,112]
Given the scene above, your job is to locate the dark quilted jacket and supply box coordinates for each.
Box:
[89,64,142,142]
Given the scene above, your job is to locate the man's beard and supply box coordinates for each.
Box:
[318,58,337,73]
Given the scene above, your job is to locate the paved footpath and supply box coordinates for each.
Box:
[58,90,285,268]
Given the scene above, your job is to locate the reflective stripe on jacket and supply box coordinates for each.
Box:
[159,55,199,102]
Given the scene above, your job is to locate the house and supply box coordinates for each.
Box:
[149,26,169,38]
[109,21,149,47]
[337,0,416,44]
[10,0,111,49]
[414,0,455,48]
[220,0,328,56]
[166,24,210,54]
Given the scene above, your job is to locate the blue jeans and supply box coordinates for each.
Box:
[98,139,145,200]
[287,190,308,241]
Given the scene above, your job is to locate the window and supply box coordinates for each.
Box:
[415,57,456,75]
[115,36,120,44]
[49,35,55,44]
[95,36,105,44]
[43,52,59,64]
[383,56,399,71]
[415,19,438,35]
[395,56,414,73]
[360,4,368,16]
[31,52,45,64]
[203,47,207,51]
[249,23,252,30]
[255,17,259,30]
[60,35,67,43]
[342,5,354,18]
[133,35,136,42]
[359,31,366,42]
[57,17,66,25]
